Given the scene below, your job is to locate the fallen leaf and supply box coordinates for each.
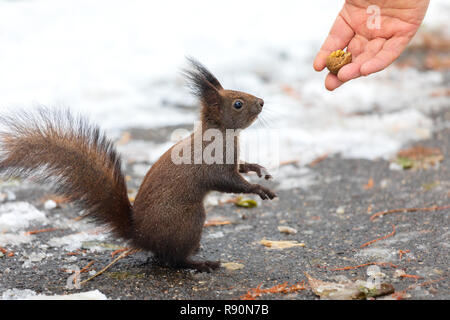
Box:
[116,131,132,146]
[81,241,125,251]
[260,239,305,249]
[204,219,232,227]
[363,178,374,190]
[222,262,245,271]
[395,145,444,170]
[305,273,394,300]
[235,198,258,208]
[279,159,300,166]
[309,154,328,167]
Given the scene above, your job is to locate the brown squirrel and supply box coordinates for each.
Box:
[0,58,276,272]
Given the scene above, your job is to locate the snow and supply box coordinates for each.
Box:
[48,230,108,252]
[0,0,447,167]
[20,251,48,268]
[1,288,107,300]
[0,202,48,232]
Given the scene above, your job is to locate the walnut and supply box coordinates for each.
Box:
[326,50,352,75]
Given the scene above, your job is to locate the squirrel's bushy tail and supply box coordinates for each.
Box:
[0,107,132,240]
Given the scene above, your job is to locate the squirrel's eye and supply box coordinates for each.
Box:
[233,100,243,109]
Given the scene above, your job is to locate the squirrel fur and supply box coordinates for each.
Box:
[0,58,276,272]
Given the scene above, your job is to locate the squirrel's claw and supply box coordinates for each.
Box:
[254,185,277,200]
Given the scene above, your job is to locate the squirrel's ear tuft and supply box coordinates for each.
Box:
[183,57,223,106]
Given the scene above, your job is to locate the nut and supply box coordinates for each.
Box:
[326,50,352,75]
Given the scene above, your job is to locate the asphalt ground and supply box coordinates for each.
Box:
[0,109,448,301]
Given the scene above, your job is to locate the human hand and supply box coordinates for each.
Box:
[314,0,430,90]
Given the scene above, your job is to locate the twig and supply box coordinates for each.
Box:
[80,248,140,285]
[218,197,240,205]
[73,211,90,221]
[309,154,328,167]
[399,274,423,280]
[66,249,86,256]
[0,246,14,257]
[370,205,450,221]
[111,247,130,258]
[279,159,300,167]
[360,224,396,248]
[204,220,232,227]
[398,250,410,260]
[80,261,95,273]
[392,277,445,299]
[25,227,59,235]
[327,262,398,271]
[413,277,445,288]
[241,281,306,300]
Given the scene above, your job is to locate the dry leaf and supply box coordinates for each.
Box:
[235,198,258,208]
[395,145,443,170]
[260,239,305,249]
[204,218,232,227]
[222,262,245,271]
[363,178,374,190]
[116,131,132,146]
[305,273,394,300]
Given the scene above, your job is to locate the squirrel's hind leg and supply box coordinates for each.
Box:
[154,255,220,273]
[175,259,221,273]
[153,247,220,273]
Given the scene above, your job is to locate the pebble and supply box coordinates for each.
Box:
[277,226,298,235]
[44,200,57,210]
[336,206,345,214]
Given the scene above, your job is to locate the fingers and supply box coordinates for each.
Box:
[325,37,387,91]
[360,36,410,76]
[313,14,355,72]
[325,73,344,91]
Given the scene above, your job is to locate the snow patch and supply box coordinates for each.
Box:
[355,248,398,262]
[0,202,48,232]
[48,231,108,252]
[1,288,107,300]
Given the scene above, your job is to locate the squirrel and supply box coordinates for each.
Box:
[0,58,276,272]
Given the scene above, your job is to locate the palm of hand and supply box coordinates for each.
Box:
[314,0,429,90]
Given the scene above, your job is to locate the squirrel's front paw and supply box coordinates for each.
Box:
[258,166,273,180]
[240,163,272,180]
[252,184,277,200]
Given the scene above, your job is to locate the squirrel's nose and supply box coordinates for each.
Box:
[258,99,264,107]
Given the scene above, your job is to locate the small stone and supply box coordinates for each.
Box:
[394,269,406,278]
[44,200,57,210]
[389,162,403,171]
[277,226,298,234]
[336,206,345,214]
